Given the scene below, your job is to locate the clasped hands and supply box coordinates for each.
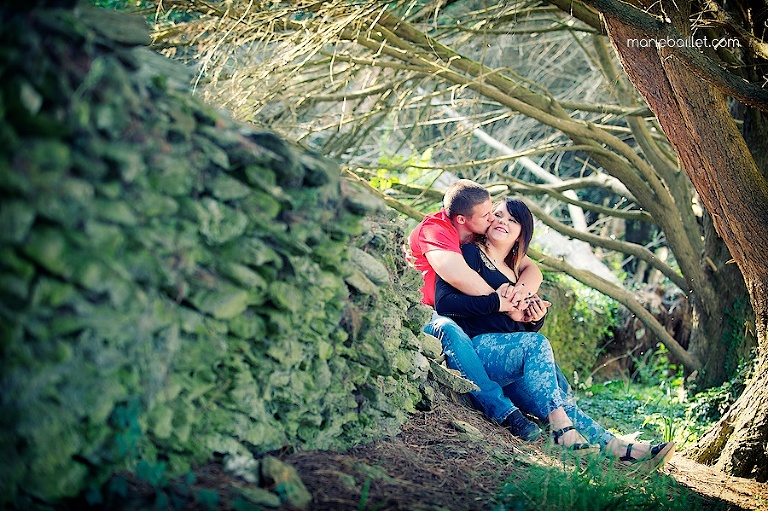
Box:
[496,282,552,323]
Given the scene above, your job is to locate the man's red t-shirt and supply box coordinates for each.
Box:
[407,208,462,306]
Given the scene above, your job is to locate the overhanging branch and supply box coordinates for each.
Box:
[577,0,768,112]
[529,247,701,372]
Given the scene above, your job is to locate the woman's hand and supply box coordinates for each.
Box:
[522,294,551,322]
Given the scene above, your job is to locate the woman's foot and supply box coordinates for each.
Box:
[551,425,600,454]
[607,437,676,470]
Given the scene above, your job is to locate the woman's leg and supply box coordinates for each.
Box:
[472,331,565,417]
[473,331,614,448]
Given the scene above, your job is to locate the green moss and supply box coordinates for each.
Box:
[539,273,618,379]
[0,5,432,506]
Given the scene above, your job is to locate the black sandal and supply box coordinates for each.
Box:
[552,426,600,454]
[620,442,676,470]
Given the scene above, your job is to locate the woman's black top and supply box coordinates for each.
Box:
[434,243,544,338]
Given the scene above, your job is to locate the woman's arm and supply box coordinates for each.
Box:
[434,278,503,317]
[507,255,543,306]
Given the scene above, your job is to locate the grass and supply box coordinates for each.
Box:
[490,345,750,511]
[491,455,727,511]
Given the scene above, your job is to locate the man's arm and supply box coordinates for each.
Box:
[425,250,494,296]
[426,250,518,312]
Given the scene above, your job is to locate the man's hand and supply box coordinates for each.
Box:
[504,283,533,310]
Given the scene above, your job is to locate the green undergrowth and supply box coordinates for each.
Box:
[492,455,731,511]
[539,273,619,379]
[575,344,749,450]
[493,346,752,511]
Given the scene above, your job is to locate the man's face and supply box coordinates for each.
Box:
[462,199,494,235]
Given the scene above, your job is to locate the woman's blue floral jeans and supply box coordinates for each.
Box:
[425,313,615,448]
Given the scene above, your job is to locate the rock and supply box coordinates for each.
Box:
[223,454,260,484]
[451,420,485,442]
[78,4,151,46]
[233,486,282,508]
[428,360,480,393]
[341,180,385,214]
[344,268,380,296]
[260,456,312,510]
[419,333,443,359]
[348,246,389,285]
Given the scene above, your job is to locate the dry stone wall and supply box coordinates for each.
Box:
[0,5,432,505]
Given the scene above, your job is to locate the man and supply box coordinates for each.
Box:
[408,179,544,440]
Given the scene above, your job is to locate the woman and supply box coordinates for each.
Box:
[434,197,675,469]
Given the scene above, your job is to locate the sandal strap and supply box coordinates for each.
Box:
[552,425,575,444]
[650,443,667,457]
[620,443,636,462]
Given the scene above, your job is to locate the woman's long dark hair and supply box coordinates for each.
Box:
[502,198,534,274]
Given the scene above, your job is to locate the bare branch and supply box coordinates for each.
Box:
[520,198,687,290]
[529,247,701,372]
[496,176,653,222]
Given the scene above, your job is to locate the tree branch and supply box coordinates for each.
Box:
[578,0,768,112]
[520,198,688,290]
[528,247,701,372]
[497,176,653,223]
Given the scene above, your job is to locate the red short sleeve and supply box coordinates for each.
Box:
[407,209,461,306]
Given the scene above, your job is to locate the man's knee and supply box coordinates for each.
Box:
[425,317,468,340]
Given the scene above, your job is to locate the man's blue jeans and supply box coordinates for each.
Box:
[425,313,615,448]
[424,312,517,423]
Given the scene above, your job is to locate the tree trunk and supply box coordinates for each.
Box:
[693,353,768,481]
[599,11,768,478]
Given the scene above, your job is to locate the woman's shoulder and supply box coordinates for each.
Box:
[461,242,493,272]
[461,242,481,255]
[461,242,485,263]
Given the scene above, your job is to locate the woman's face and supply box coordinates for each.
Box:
[486,203,521,245]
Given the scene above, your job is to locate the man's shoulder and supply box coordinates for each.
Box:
[420,209,453,229]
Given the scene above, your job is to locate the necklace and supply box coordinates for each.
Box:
[479,242,519,281]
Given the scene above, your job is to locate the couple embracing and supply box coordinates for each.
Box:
[407,179,674,471]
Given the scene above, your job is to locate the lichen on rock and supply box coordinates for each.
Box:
[0,4,433,505]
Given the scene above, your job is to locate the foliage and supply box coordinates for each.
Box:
[494,352,753,511]
[0,6,431,506]
[539,272,619,379]
[137,0,762,386]
[492,455,730,511]
[371,148,436,192]
[574,344,751,450]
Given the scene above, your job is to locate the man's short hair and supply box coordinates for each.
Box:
[443,179,490,219]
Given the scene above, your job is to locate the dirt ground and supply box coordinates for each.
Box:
[280,390,768,511]
[109,387,768,511]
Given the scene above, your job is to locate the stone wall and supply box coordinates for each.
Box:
[0,5,431,505]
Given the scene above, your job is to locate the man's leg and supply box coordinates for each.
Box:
[424,312,540,441]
